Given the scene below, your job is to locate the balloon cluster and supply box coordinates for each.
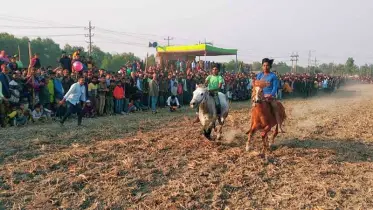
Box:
[73,61,83,72]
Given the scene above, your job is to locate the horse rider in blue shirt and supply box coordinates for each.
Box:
[256,58,285,133]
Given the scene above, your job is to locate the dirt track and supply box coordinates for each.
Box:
[1,84,373,209]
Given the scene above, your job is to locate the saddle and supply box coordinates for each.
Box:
[209,91,221,115]
[264,97,276,116]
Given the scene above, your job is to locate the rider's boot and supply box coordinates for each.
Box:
[214,93,221,116]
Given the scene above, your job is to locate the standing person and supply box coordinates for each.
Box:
[30,53,41,69]
[97,76,107,116]
[277,77,284,100]
[113,81,125,114]
[158,75,168,108]
[0,64,11,99]
[0,80,6,127]
[59,77,86,126]
[105,80,115,115]
[148,73,159,114]
[88,76,99,112]
[59,52,72,72]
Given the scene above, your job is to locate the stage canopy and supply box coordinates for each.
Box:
[156,44,237,56]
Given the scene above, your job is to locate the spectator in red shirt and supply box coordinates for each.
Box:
[30,53,41,69]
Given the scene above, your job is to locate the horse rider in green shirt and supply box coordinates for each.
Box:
[205,67,223,115]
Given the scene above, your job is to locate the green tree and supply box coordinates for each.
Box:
[345,57,357,75]
[335,64,345,76]
[272,62,291,74]
[101,54,112,70]
[90,45,106,68]
[224,59,237,71]
[251,62,262,72]
[319,63,330,74]
[63,44,85,55]
[359,64,371,77]
[146,54,156,67]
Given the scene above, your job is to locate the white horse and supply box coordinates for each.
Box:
[190,85,229,140]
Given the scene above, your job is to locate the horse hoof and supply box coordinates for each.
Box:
[204,135,212,141]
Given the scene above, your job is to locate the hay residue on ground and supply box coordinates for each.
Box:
[1,84,373,209]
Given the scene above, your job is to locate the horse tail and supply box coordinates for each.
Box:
[278,102,287,120]
[246,128,251,135]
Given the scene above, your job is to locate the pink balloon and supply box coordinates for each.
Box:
[73,61,83,72]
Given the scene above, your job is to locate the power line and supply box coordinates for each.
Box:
[95,41,149,48]
[0,25,83,29]
[95,28,161,43]
[0,15,83,27]
[14,34,86,37]
[95,27,201,45]
[96,27,165,39]
[94,35,149,47]
[94,35,146,45]
[85,21,95,56]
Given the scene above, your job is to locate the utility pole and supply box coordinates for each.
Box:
[164,36,173,46]
[198,41,201,61]
[85,21,95,56]
[290,52,299,73]
[307,50,312,73]
[313,57,318,74]
[204,38,213,45]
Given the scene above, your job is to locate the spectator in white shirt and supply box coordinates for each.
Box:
[166,95,180,112]
[59,77,86,126]
[32,103,47,122]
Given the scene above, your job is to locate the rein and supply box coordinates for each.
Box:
[197,89,213,113]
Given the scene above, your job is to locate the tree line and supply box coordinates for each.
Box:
[225,57,373,76]
[1,33,372,76]
[0,33,156,71]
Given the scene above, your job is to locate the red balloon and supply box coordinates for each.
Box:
[73,61,83,72]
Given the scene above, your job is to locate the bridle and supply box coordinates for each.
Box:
[252,86,265,104]
[191,88,208,107]
[197,88,209,104]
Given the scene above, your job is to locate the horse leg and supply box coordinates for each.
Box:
[216,117,225,140]
[246,123,257,152]
[270,124,279,147]
[260,126,271,157]
[203,117,216,140]
[260,134,269,158]
[203,128,212,140]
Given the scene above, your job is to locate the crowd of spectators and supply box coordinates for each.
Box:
[0,49,347,128]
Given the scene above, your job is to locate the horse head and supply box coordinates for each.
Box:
[252,80,270,104]
[190,84,208,108]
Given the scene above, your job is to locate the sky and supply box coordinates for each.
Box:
[1,0,373,66]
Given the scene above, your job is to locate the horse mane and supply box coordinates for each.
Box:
[253,80,270,88]
[199,100,209,113]
[196,84,207,89]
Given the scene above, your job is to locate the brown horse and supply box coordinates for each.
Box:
[246,80,286,156]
